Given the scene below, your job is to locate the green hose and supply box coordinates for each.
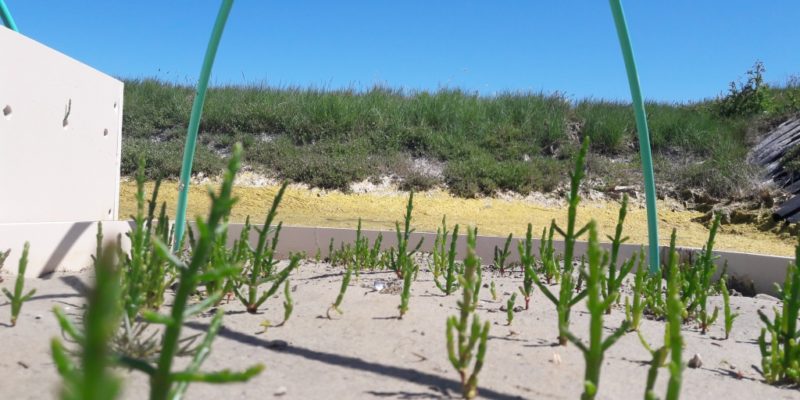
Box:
[0,0,19,31]
[608,0,660,273]
[172,0,234,251]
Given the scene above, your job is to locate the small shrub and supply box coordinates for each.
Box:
[715,61,772,118]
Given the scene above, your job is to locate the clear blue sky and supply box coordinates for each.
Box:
[6,1,800,102]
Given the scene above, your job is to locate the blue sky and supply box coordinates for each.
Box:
[5,1,800,102]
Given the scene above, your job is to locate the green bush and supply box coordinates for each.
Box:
[715,61,772,118]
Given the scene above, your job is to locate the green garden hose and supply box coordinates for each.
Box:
[172,0,234,251]
[0,0,19,31]
[608,0,661,273]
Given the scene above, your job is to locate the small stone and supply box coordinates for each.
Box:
[274,386,288,396]
[512,306,524,313]
[688,354,702,369]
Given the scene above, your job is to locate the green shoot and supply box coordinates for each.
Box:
[757,234,800,385]
[277,281,293,327]
[637,327,669,400]
[602,194,635,314]
[490,280,497,301]
[121,159,176,320]
[393,191,423,318]
[624,250,646,331]
[433,216,460,295]
[2,242,35,326]
[665,244,685,400]
[506,293,517,326]
[517,223,536,310]
[113,143,264,399]
[688,213,722,334]
[51,244,122,400]
[233,182,300,313]
[0,248,9,275]
[328,262,354,318]
[446,227,490,399]
[494,233,512,276]
[721,276,738,340]
[539,223,559,284]
[563,221,630,400]
[532,138,592,345]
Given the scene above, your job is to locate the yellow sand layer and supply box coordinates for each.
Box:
[119,181,795,257]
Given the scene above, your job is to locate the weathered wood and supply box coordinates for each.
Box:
[750,116,800,222]
[775,194,800,219]
[749,117,800,167]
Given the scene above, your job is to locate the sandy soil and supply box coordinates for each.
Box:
[2,261,799,400]
[118,181,795,257]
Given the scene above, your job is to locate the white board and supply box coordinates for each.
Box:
[0,28,123,223]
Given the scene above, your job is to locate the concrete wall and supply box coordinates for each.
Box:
[2,221,786,295]
[0,28,123,224]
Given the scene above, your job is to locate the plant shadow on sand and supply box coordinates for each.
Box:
[184,321,524,400]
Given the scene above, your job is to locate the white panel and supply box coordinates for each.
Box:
[0,28,123,223]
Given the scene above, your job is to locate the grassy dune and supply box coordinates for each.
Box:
[121,67,800,199]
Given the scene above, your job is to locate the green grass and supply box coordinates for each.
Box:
[121,73,800,198]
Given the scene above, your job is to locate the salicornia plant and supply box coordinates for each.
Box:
[233,182,300,313]
[624,250,646,331]
[758,234,800,385]
[121,160,176,320]
[433,216,460,295]
[664,244,685,400]
[720,276,738,340]
[51,244,122,400]
[517,223,536,310]
[446,227,490,400]
[494,233,512,276]
[506,293,517,326]
[602,194,635,314]
[490,280,497,301]
[539,223,559,284]
[2,242,35,327]
[392,192,423,318]
[562,221,630,400]
[687,213,721,334]
[637,326,669,400]
[124,144,262,399]
[636,243,684,400]
[532,138,592,345]
[328,261,354,318]
[277,280,293,327]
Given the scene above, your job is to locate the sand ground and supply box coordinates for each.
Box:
[119,181,795,257]
[2,260,799,399]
